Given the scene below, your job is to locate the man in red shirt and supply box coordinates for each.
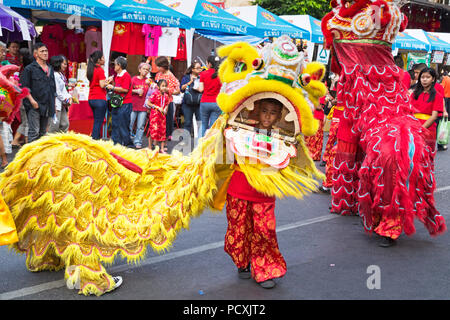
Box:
[106,56,133,147]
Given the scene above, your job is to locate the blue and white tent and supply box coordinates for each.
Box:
[280,15,323,44]
[394,31,430,52]
[161,0,263,63]
[225,5,309,40]
[3,0,192,74]
[404,29,450,53]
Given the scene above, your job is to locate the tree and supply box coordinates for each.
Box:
[252,0,331,20]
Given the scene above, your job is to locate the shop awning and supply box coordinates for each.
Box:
[161,0,258,36]
[3,0,191,28]
[404,29,450,53]
[394,31,430,52]
[280,15,323,43]
[195,29,264,46]
[0,4,36,41]
[225,5,309,40]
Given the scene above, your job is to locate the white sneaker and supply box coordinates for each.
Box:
[113,276,123,289]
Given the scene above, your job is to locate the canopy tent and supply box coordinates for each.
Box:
[0,4,36,42]
[161,0,261,64]
[404,29,450,53]
[280,15,323,44]
[394,31,431,52]
[225,5,309,40]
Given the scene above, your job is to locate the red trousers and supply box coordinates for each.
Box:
[322,119,339,188]
[224,194,287,283]
[305,118,324,161]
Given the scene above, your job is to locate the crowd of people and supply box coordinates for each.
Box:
[85,50,222,152]
[0,41,223,165]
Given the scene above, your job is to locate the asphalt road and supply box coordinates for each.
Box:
[0,129,450,302]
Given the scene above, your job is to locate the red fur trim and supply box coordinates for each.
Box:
[110,152,143,174]
[4,87,29,124]
[338,0,371,18]
[321,11,336,49]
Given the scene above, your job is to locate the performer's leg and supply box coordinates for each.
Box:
[331,139,359,215]
[25,244,64,272]
[63,250,118,296]
[224,194,252,270]
[250,201,286,283]
[305,118,324,161]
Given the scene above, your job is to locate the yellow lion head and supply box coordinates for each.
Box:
[216,36,327,138]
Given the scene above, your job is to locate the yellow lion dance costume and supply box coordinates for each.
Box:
[0,36,326,296]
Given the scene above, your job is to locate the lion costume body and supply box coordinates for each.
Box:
[0,36,327,296]
[321,0,446,239]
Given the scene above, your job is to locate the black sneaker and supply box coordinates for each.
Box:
[113,276,123,288]
[238,265,251,279]
[258,279,276,289]
[319,186,331,194]
[379,237,396,247]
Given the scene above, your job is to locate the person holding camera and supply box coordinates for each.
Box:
[106,56,133,147]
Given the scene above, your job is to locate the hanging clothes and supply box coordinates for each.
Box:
[174,29,187,61]
[111,22,146,55]
[40,24,65,58]
[158,27,179,57]
[142,24,162,57]
[85,27,103,60]
[64,29,85,63]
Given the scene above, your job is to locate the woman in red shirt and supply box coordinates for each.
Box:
[87,50,109,140]
[198,55,222,137]
[410,67,444,153]
[106,56,133,147]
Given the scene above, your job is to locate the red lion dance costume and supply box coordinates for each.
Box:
[321,0,446,242]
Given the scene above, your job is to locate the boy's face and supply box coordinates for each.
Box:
[258,101,281,130]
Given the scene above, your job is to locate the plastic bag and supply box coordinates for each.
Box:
[437,117,450,145]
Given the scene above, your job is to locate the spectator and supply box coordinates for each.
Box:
[146,79,170,153]
[155,56,180,144]
[19,42,56,143]
[87,50,109,140]
[106,56,133,147]
[180,60,202,136]
[48,55,72,133]
[11,104,28,148]
[198,55,222,137]
[0,41,10,167]
[130,62,151,149]
[6,41,22,70]
[394,55,410,91]
[410,63,428,90]
[410,67,444,155]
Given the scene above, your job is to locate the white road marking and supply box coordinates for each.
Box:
[0,214,338,300]
[2,184,449,300]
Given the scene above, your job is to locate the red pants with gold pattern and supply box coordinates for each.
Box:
[322,119,339,188]
[305,118,324,161]
[224,194,287,283]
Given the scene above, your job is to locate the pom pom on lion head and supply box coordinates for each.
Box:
[216,36,327,138]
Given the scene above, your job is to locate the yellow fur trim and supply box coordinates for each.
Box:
[2,127,228,295]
